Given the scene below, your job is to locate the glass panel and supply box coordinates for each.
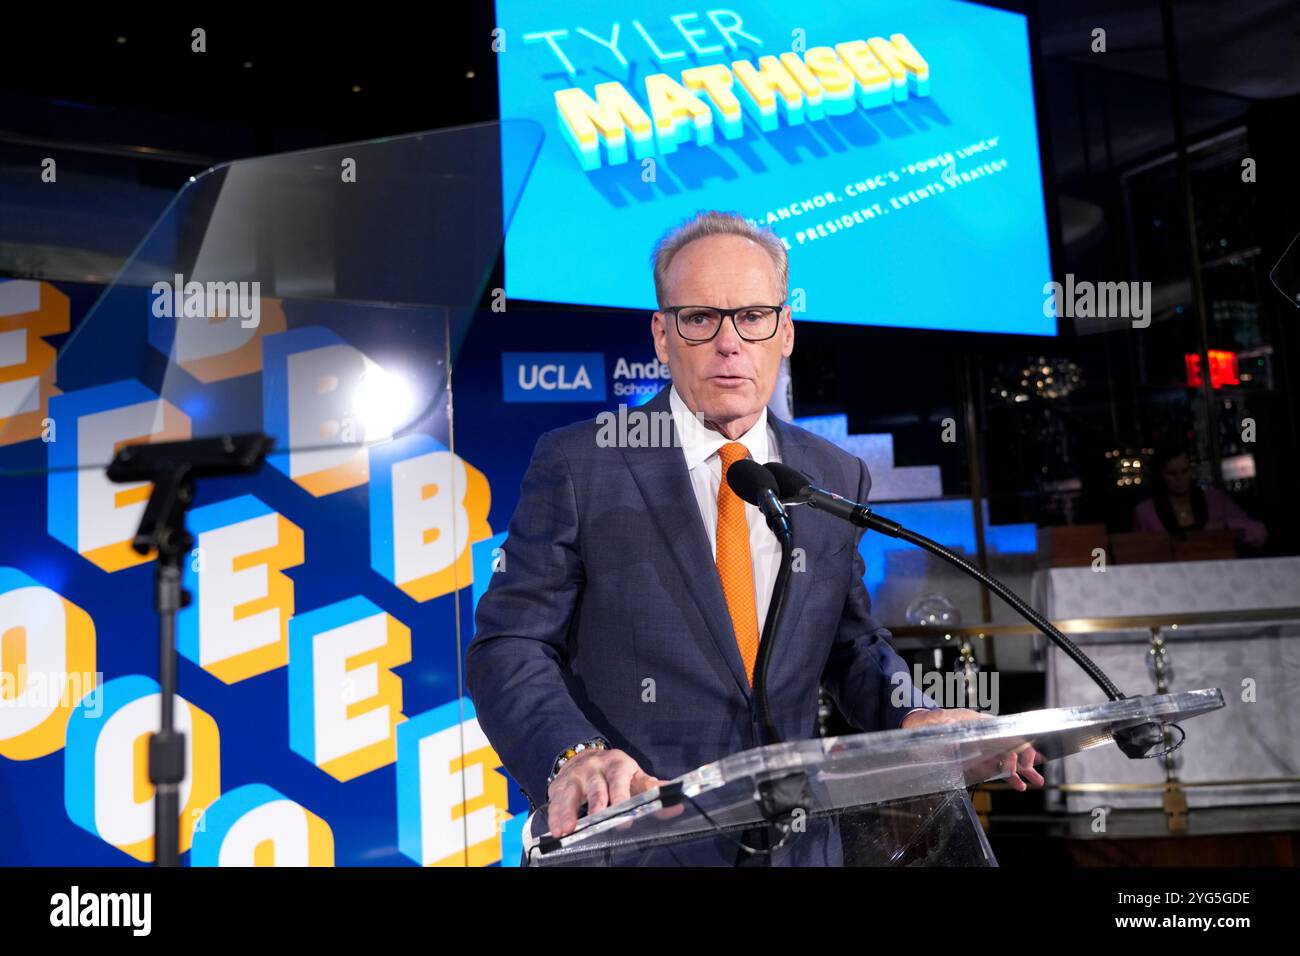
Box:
[525,690,1221,865]
[1269,230,1300,309]
[0,120,544,476]
[531,791,995,867]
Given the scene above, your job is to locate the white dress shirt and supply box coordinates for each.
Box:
[669,386,783,631]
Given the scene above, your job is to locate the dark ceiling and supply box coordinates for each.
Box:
[2,1,1296,165]
[1037,0,1300,100]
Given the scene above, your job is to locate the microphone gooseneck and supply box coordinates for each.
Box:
[725,458,794,746]
[761,462,1176,758]
[763,461,1126,704]
[759,460,1185,759]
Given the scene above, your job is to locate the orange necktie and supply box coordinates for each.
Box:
[715,442,761,685]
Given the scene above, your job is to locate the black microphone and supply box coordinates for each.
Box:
[764,461,903,537]
[761,462,1174,760]
[725,458,792,544]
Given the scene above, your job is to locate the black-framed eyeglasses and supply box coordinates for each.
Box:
[661,304,785,342]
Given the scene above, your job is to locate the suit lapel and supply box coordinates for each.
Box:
[619,389,754,700]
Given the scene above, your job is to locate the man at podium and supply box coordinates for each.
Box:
[467,211,1043,863]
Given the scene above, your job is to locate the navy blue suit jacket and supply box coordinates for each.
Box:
[466,386,933,811]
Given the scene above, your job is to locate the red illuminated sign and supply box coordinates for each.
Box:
[1185,350,1240,388]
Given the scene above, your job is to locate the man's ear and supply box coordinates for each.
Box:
[652,311,671,365]
[780,309,795,358]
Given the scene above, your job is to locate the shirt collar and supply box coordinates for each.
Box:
[669,385,770,472]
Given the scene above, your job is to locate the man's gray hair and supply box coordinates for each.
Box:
[650,210,788,308]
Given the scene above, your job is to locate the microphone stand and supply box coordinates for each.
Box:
[754,532,792,748]
[107,433,274,865]
[749,492,814,837]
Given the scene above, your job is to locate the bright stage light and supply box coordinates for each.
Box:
[351,366,416,442]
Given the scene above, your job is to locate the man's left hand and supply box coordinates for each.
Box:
[901,707,1046,792]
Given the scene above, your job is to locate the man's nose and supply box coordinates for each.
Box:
[713,315,744,352]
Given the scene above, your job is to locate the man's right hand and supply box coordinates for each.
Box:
[546,748,664,837]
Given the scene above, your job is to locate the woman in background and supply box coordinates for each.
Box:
[1132,444,1267,548]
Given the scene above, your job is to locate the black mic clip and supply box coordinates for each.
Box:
[726,458,792,545]
[758,487,792,543]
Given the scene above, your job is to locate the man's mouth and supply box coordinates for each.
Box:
[709,374,750,388]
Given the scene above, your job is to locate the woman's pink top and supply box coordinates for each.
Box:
[1132,486,1267,548]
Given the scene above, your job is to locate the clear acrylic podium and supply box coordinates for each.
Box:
[524,689,1224,867]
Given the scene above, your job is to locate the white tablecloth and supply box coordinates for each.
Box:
[1031,557,1300,813]
[1044,623,1300,812]
[1030,556,1300,619]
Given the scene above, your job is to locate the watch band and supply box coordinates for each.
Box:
[547,736,610,784]
[901,706,932,726]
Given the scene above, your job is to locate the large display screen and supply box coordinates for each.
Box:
[495,0,1056,336]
